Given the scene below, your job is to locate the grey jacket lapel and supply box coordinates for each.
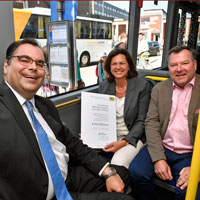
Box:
[163,79,173,126]
[124,78,136,115]
[107,81,116,95]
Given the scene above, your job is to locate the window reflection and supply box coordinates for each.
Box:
[14,1,130,96]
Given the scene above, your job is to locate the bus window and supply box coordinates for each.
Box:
[76,20,81,39]
[78,20,90,39]
[44,16,50,38]
[21,14,50,40]
[108,23,112,39]
[92,21,99,39]
[93,21,104,39]
[76,1,129,90]
[197,20,200,45]
[38,16,44,38]
[13,4,129,96]
[137,1,168,70]
[176,9,192,47]
[76,17,113,68]
[21,15,38,38]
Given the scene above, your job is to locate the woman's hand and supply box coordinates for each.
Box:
[103,140,128,153]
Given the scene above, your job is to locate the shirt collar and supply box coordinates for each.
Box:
[5,81,35,107]
[173,76,195,89]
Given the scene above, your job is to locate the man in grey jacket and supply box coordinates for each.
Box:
[129,45,200,200]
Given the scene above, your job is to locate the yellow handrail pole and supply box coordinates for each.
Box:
[185,112,200,200]
[145,75,168,82]
[55,98,80,109]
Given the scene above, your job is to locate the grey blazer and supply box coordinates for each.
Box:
[98,77,150,147]
[145,74,200,162]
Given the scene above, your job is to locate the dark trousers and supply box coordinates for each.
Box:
[64,162,134,200]
[129,146,200,200]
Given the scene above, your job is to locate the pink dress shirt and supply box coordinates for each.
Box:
[163,77,195,154]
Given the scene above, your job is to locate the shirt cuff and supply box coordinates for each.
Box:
[98,162,110,176]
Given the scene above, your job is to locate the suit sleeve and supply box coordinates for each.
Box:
[63,126,108,174]
[45,98,108,175]
[124,80,150,146]
[145,85,166,163]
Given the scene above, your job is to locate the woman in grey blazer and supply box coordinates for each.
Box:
[98,48,150,168]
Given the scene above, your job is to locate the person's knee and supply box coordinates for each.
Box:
[129,146,154,184]
[111,155,130,168]
[129,159,144,183]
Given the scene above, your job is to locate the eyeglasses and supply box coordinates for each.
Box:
[9,55,47,70]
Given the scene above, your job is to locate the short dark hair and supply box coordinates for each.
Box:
[168,45,196,61]
[104,48,138,82]
[139,32,144,36]
[6,38,43,64]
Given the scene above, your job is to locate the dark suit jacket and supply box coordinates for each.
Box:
[145,74,200,162]
[98,77,150,147]
[0,81,108,200]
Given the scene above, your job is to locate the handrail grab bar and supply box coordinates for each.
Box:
[185,110,200,200]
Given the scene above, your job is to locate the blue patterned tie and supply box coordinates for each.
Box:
[25,101,73,200]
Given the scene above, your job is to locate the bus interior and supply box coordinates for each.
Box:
[1,1,200,199]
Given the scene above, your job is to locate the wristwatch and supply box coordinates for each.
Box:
[103,166,117,179]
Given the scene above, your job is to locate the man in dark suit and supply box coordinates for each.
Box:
[0,38,134,200]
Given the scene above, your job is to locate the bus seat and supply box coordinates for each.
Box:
[143,77,157,92]
[153,178,176,193]
[153,178,176,200]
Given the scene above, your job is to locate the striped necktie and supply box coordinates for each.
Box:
[25,101,73,200]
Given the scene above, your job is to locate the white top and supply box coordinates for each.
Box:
[116,97,129,141]
[138,39,149,55]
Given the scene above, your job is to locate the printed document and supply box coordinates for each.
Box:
[81,92,117,148]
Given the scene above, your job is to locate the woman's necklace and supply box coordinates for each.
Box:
[116,85,127,94]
